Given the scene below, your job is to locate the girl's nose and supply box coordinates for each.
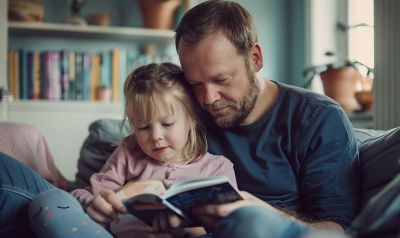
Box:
[151,127,163,141]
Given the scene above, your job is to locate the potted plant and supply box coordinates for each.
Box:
[303,51,374,112]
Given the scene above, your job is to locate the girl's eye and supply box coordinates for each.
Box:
[138,126,149,130]
[162,122,174,127]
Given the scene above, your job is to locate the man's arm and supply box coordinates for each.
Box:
[193,191,344,232]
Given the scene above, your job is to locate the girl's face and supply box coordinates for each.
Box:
[133,103,190,164]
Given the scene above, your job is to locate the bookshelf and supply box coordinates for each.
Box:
[0,0,181,180]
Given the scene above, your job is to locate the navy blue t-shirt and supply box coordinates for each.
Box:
[206,81,359,228]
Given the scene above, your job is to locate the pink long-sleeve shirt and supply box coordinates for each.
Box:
[71,144,237,207]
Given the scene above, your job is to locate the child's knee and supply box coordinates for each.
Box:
[28,189,112,238]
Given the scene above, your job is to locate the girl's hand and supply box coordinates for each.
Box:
[85,189,127,226]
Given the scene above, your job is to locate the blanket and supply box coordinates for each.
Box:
[0,122,69,190]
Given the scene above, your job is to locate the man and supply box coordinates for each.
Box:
[156,0,359,237]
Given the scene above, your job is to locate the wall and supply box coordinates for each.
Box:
[234,0,306,85]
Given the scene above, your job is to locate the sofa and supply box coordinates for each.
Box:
[69,119,400,236]
[2,119,398,236]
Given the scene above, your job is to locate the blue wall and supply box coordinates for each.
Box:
[235,0,305,86]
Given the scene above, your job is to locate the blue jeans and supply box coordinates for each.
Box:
[212,205,311,238]
[0,152,113,238]
[0,151,54,237]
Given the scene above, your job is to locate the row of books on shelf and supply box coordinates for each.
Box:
[7,48,176,101]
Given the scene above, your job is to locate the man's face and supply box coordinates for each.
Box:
[178,33,259,128]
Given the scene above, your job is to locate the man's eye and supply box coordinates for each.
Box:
[215,79,227,84]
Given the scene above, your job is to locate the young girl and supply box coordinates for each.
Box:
[69,63,237,236]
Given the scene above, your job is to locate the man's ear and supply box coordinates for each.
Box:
[250,43,263,72]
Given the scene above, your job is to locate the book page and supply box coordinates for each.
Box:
[115,180,166,201]
[165,176,232,196]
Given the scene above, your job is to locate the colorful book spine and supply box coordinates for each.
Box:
[82,52,92,101]
[75,52,83,100]
[60,51,70,100]
[48,51,61,100]
[118,48,127,102]
[91,54,100,100]
[19,49,28,100]
[111,48,119,102]
[33,52,41,100]
[100,52,111,89]
[7,50,15,99]
[13,51,20,100]
[27,51,34,99]
[68,51,76,100]
[40,52,49,99]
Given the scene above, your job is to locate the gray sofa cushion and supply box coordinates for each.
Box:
[72,119,131,189]
[357,126,400,208]
[353,128,386,145]
[73,119,400,212]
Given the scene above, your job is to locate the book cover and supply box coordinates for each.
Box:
[117,176,242,227]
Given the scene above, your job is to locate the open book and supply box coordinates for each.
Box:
[115,176,242,226]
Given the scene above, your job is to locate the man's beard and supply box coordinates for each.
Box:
[205,69,260,128]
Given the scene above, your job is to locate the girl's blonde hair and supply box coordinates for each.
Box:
[122,63,207,164]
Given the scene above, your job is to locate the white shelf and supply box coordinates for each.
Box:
[8,21,175,42]
[5,100,124,114]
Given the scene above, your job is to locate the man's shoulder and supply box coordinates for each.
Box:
[277,82,338,108]
[275,81,345,118]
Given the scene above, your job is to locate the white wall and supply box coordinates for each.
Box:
[1,101,124,180]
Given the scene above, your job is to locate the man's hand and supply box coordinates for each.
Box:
[85,189,127,227]
[192,191,280,230]
[152,211,206,237]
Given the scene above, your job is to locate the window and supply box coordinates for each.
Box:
[348,0,374,70]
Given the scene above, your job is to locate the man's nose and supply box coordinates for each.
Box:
[203,84,220,105]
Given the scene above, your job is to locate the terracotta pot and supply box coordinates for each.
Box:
[138,0,181,29]
[320,66,361,112]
